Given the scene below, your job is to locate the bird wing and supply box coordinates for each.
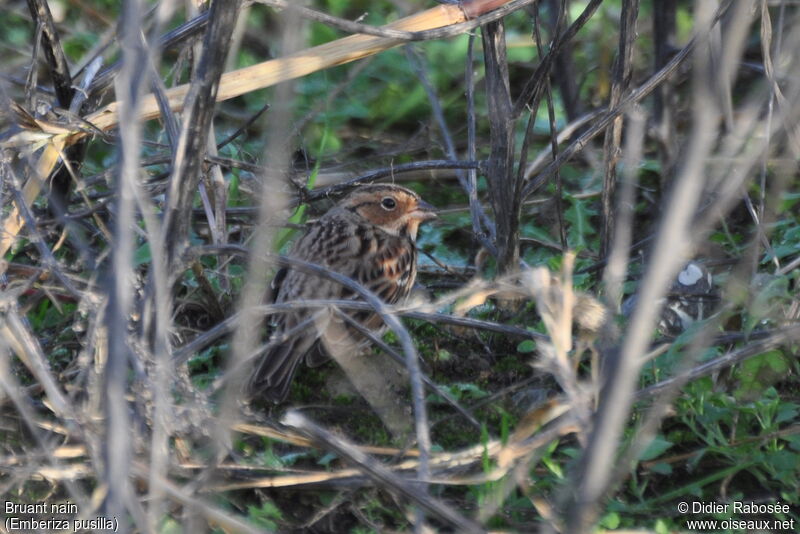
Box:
[247,212,362,399]
[247,209,418,400]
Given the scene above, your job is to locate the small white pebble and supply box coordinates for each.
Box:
[678,262,703,286]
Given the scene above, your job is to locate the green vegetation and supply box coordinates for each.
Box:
[1,0,798,532]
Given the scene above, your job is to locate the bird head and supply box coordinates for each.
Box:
[341,184,437,241]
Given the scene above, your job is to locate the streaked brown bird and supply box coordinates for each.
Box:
[248,184,437,402]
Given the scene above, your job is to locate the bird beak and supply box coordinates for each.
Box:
[412,199,438,221]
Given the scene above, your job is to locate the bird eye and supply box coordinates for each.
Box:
[381,197,397,210]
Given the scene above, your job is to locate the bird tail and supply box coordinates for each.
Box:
[247,339,305,403]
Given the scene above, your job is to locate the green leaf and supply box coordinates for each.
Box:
[654,519,672,534]
[639,436,674,461]
[228,171,241,206]
[444,382,489,401]
[542,455,564,478]
[134,242,151,266]
[377,82,427,132]
[247,501,282,531]
[318,452,337,467]
[648,462,673,475]
[273,125,329,252]
[599,511,621,529]
[159,518,182,534]
[517,339,536,353]
[734,350,790,401]
[784,434,800,452]
[565,195,597,248]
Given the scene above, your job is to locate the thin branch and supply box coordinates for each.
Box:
[332,307,482,430]
[282,410,484,534]
[25,0,73,107]
[482,20,519,273]
[513,0,604,118]
[104,0,150,525]
[305,160,484,202]
[160,0,242,276]
[600,0,640,259]
[465,32,498,253]
[637,325,800,399]
[522,25,695,198]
